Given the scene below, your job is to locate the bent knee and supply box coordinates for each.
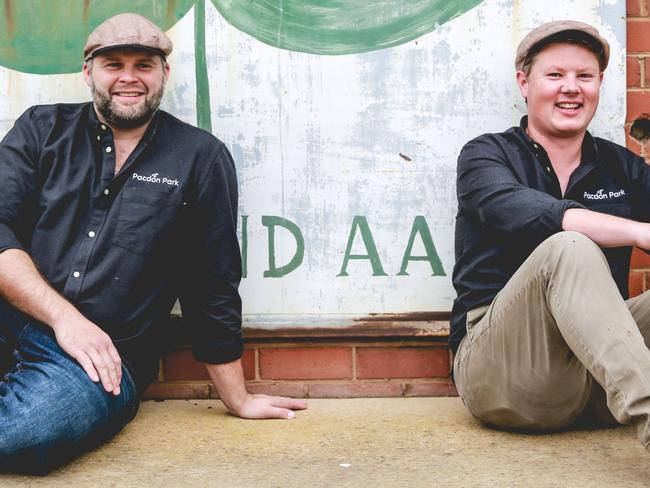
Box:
[535,231,605,269]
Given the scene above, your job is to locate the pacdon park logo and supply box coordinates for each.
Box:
[583,188,625,200]
[132,172,179,187]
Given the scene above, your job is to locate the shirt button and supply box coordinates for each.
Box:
[546,166,551,172]
[96,135,101,141]
[104,189,110,195]
[533,144,539,149]
[72,271,80,278]
[101,124,107,131]
[88,231,96,238]
[105,146,112,153]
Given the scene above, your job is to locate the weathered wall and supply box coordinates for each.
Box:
[0,1,626,329]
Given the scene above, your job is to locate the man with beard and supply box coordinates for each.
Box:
[0,13,306,473]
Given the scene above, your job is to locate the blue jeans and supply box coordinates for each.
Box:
[0,304,138,474]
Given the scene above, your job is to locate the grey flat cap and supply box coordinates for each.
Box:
[84,13,173,61]
[515,20,610,72]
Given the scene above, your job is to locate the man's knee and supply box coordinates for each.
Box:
[534,231,606,272]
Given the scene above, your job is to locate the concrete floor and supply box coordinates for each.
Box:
[2,398,649,487]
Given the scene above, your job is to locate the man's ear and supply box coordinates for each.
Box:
[516,70,528,101]
[164,61,171,80]
[82,62,92,87]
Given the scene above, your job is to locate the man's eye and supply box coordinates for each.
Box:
[547,72,561,78]
[137,64,153,69]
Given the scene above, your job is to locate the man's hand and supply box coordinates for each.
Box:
[228,393,308,419]
[205,358,308,419]
[52,314,122,396]
[0,249,122,395]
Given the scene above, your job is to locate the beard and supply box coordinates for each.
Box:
[91,78,165,130]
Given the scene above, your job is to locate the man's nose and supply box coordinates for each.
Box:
[117,66,138,83]
[561,75,579,93]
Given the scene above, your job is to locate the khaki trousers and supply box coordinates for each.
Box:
[454,231,650,447]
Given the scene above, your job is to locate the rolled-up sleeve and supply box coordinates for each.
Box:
[457,135,585,241]
[0,107,41,254]
[180,140,243,364]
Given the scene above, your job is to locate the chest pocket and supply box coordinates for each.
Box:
[113,185,183,255]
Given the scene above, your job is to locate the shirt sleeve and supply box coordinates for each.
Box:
[457,135,585,242]
[0,107,41,254]
[179,140,243,365]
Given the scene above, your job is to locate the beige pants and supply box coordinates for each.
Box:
[454,231,650,447]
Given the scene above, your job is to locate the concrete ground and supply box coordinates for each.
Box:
[2,398,649,487]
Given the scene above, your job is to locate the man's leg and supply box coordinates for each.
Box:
[454,231,650,446]
[0,319,138,474]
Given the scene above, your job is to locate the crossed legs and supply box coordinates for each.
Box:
[454,231,650,447]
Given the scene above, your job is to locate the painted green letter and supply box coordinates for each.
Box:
[397,216,446,276]
[263,216,304,278]
[338,216,387,277]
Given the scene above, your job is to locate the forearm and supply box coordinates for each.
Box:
[562,208,650,249]
[0,248,82,331]
[205,358,248,414]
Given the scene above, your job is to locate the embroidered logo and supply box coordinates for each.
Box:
[583,188,625,200]
[132,172,179,187]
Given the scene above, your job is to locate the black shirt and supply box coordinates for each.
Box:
[450,117,650,354]
[0,103,242,392]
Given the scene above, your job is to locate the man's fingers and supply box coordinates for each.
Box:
[262,406,297,419]
[91,351,116,393]
[99,348,121,395]
[107,345,123,384]
[74,351,100,383]
[269,396,308,410]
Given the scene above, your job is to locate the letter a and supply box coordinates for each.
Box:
[338,216,387,277]
[397,216,446,276]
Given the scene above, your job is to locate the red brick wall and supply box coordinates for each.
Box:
[628,0,650,296]
[144,342,456,399]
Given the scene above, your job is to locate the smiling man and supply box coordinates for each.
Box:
[451,20,650,450]
[0,13,305,473]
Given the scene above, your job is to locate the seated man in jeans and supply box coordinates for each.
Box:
[451,20,650,449]
[0,13,306,473]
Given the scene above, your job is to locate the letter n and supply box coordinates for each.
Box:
[397,216,446,276]
[263,216,304,278]
[338,216,387,277]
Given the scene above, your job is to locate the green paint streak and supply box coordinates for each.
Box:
[211,0,484,55]
[397,216,446,276]
[338,216,387,277]
[241,214,248,279]
[263,216,305,278]
[194,0,212,132]
[0,0,194,74]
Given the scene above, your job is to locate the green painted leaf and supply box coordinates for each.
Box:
[0,0,194,74]
[210,0,484,55]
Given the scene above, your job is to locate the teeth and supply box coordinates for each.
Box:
[557,103,580,109]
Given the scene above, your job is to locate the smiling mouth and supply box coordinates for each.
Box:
[113,92,144,98]
[556,102,582,109]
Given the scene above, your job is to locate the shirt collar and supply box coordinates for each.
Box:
[517,115,600,166]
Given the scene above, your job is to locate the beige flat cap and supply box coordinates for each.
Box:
[515,20,610,72]
[84,13,173,61]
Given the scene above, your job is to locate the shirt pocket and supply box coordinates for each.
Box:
[113,185,183,255]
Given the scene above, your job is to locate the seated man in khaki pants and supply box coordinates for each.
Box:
[451,20,650,449]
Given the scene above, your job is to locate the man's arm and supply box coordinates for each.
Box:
[205,359,307,419]
[563,208,650,249]
[0,248,122,395]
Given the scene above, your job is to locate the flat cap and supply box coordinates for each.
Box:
[515,20,610,72]
[84,13,173,61]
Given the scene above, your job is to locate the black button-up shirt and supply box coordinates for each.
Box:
[451,116,650,353]
[0,103,242,391]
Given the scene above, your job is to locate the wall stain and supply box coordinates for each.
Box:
[4,0,14,40]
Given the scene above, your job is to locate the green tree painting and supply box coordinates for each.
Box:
[0,0,483,131]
